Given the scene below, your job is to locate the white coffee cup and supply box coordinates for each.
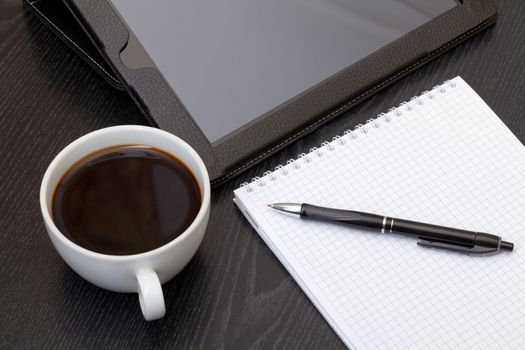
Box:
[39,125,210,321]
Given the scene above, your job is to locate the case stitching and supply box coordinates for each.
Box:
[212,16,495,185]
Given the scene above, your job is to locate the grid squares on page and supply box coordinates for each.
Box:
[234,77,525,349]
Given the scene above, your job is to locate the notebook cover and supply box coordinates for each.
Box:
[62,0,496,185]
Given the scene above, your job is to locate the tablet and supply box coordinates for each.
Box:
[111,0,458,144]
[65,0,496,185]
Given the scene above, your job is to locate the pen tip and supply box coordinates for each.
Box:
[265,203,302,214]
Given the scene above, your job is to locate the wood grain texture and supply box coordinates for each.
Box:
[1,0,524,349]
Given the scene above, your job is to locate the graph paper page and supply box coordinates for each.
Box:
[234,77,525,349]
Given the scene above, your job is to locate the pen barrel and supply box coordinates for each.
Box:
[300,204,508,252]
[300,204,385,226]
[389,217,487,247]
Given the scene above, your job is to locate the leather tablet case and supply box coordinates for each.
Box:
[34,0,497,186]
[24,0,124,90]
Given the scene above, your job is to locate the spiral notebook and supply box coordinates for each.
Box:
[233,77,525,349]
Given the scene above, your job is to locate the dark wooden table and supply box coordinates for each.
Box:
[1,1,524,349]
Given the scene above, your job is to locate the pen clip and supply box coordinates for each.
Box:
[417,240,498,254]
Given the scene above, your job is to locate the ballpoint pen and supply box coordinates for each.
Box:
[268,203,514,254]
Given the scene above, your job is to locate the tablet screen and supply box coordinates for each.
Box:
[111,0,458,143]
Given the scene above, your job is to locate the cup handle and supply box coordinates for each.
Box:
[136,269,165,321]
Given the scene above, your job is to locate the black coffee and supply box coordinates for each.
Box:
[52,145,201,255]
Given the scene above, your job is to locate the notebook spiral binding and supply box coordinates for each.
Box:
[241,79,457,193]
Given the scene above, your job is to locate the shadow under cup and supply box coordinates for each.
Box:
[40,125,211,320]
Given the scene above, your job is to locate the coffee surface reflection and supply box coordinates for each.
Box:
[53,145,201,255]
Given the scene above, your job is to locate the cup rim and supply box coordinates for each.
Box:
[39,125,211,261]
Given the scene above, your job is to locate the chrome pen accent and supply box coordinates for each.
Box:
[381,216,387,234]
